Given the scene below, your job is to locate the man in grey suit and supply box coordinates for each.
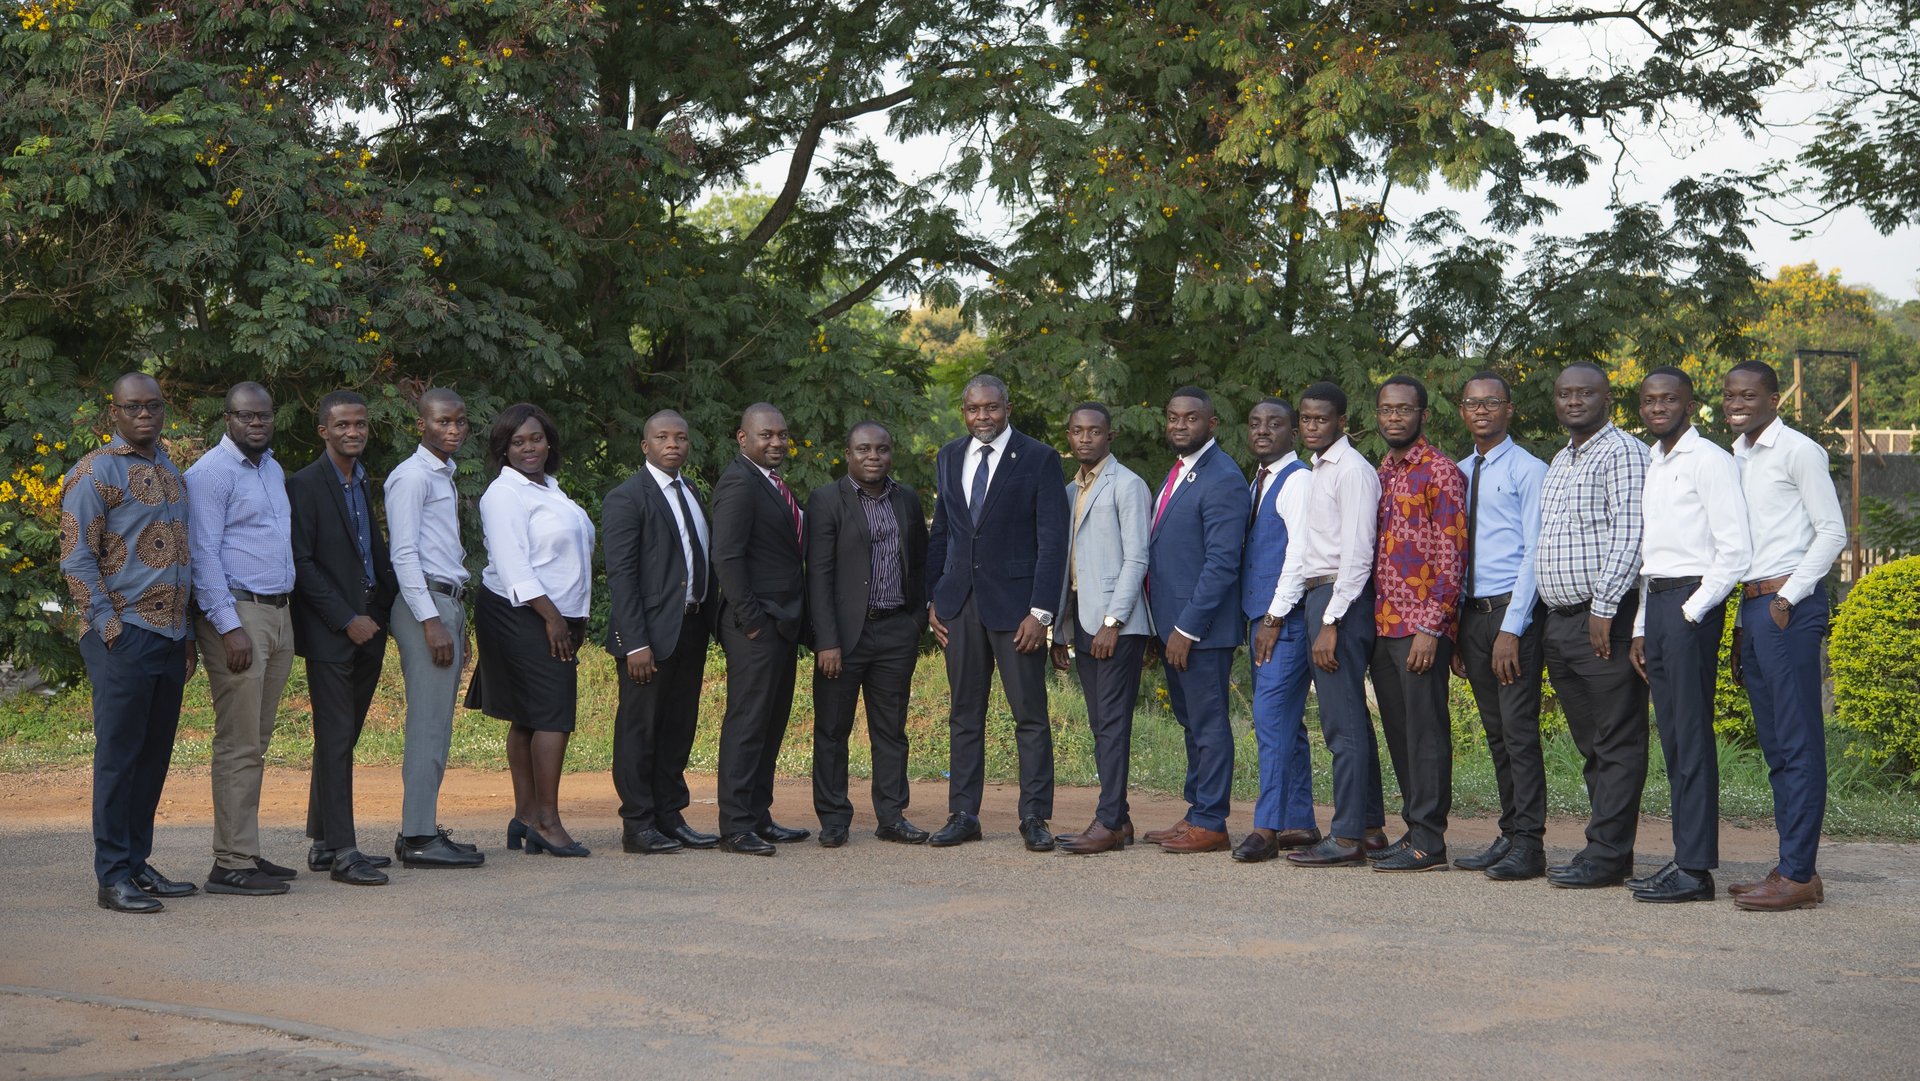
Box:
[1050,403,1153,854]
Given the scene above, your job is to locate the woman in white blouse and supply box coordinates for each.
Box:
[465,404,597,857]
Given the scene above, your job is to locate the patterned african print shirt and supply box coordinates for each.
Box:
[1373,437,1468,640]
[58,434,194,645]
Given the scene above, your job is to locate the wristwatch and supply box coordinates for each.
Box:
[1771,596,1793,614]
[1260,613,1282,628]
[1030,608,1054,627]
[1102,615,1124,630]
[1321,613,1341,628]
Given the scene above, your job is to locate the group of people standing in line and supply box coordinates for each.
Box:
[62,360,1839,917]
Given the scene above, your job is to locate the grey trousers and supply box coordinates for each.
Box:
[197,601,296,870]
[390,593,467,838]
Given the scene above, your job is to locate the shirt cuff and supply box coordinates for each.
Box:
[1590,597,1620,620]
[206,601,241,636]
[1174,627,1199,642]
[1778,577,1817,606]
[507,578,546,606]
[627,646,650,656]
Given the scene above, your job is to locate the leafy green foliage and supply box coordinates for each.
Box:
[1831,556,1920,777]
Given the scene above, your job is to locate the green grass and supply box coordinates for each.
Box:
[5,641,1915,839]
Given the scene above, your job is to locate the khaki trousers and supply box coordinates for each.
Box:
[196,600,296,870]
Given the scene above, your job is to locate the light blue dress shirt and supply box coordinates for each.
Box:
[185,434,295,634]
[1462,436,1547,637]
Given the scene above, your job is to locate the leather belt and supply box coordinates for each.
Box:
[867,606,906,621]
[1548,601,1590,618]
[231,589,291,608]
[1466,591,1512,614]
[1648,576,1702,594]
[685,601,705,615]
[1303,574,1338,591]
[1743,574,1791,600]
[426,579,467,602]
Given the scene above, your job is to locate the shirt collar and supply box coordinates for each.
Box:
[746,457,781,483]
[1255,451,1299,475]
[331,455,366,486]
[1736,415,1785,456]
[104,432,163,461]
[1076,454,1111,485]
[500,465,553,490]
[1650,424,1703,463]
[1314,435,1353,467]
[1567,422,1618,455]
[848,474,898,500]
[1179,438,1217,468]
[411,443,456,477]
[215,432,274,468]
[1470,435,1516,465]
[644,460,683,489]
[972,425,1015,457]
[1384,436,1434,470]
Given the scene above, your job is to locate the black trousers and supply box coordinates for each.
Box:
[1458,600,1547,847]
[1644,586,1725,871]
[1371,634,1455,852]
[305,638,384,850]
[611,614,709,833]
[944,595,1053,820]
[81,626,187,886]
[1303,584,1384,840]
[1073,627,1149,829]
[715,620,798,837]
[1541,596,1648,871]
[812,612,921,828]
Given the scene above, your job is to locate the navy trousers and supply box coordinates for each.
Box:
[1073,629,1148,829]
[1302,584,1384,840]
[1739,589,1829,882]
[1248,613,1314,832]
[1645,586,1726,871]
[81,626,187,886]
[1163,643,1235,832]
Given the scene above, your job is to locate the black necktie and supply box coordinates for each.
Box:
[970,445,993,523]
[1465,454,1484,599]
[1249,466,1270,527]
[671,478,706,600]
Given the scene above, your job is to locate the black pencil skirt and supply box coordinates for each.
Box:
[465,586,585,733]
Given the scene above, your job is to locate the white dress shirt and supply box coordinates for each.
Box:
[1296,435,1381,622]
[646,460,709,606]
[385,444,470,624]
[963,424,1016,508]
[1259,451,1315,618]
[1634,425,1752,636]
[478,467,596,619]
[1733,417,1846,605]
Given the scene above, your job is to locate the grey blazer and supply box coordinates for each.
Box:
[1054,457,1153,642]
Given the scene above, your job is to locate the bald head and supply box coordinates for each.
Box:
[736,403,789,470]
[108,373,164,451]
[418,387,464,417]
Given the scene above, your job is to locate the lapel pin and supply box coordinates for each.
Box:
[1184,472,1196,483]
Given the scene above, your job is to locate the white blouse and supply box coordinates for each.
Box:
[478,467,596,619]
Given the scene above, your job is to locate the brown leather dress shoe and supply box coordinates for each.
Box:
[1733,872,1823,912]
[1271,828,1323,849]
[1144,819,1191,845]
[1729,867,1823,901]
[1060,820,1131,854]
[1362,828,1390,850]
[1161,826,1229,853]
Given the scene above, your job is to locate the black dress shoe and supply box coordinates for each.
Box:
[310,844,390,871]
[1366,834,1411,863]
[668,823,720,849]
[720,831,777,856]
[1547,856,1627,889]
[757,822,811,844]
[1483,845,1547,881]
[131,864,199,898]
[206,865,291,896]
[1231,832,1280,863]
[1286,836,1367,866]
[98,880,163,913]
[1372,846,1449,872]
[1019,816,1055,852]
[819,824,850,848]
[436,826,480,854]
[397,833,487,868]
[252,856,298,880]
[329,849,390,885]
[1453,836,1512,872]
[929,813,982,847]
[1626,860,1679,893]
[1633,866,1715,903]
[874,818,930,844]
[622,827,684,854]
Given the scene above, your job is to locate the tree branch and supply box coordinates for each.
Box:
[810,250,918,323]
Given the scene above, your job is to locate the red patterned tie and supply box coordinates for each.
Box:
[770,471,803,549]
[1153,459,1183,529]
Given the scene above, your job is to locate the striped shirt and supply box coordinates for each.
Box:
[852,476,906,608]
[1536,423,1649,619]
[58,435,194,645]
[186,434,295,634]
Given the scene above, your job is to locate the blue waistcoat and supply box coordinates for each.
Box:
[1240,459,1308,622]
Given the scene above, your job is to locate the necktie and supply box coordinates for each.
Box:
[770,471,803,549]
[1153,459,1183,529]
[1249,465,1270,527]
[1465,453,1484,599]
[969,445,993,523]
[671,478,707,600]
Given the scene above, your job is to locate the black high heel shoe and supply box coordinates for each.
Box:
[507,818,529,851]
[524,827,590,858]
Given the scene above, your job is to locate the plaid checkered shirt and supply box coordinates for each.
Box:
[1535,422,1648,619]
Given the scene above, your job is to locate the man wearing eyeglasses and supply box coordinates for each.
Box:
[185,382,301,896]
[60,374,198,913]
[1448,373,1550,881]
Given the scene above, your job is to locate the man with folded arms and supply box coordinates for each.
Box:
[1626,367,1750,903]
[187,382,300,896]
[1449,373,1550,881]
[1722,361,1846,911]
[1535,363,1649,890]
[385,388,485,869]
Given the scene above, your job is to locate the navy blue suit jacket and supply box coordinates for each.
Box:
[1146,443,1247,649]
[926,428,1068,631]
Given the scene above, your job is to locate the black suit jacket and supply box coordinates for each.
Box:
[288,455,397,662]
[805,477,929,657]
[709,455,806,642]
[925,428,1069,630]
[602,468,716,660]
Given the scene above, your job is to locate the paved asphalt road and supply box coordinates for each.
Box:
[2,769,1917,1080]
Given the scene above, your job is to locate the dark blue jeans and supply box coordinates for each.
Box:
[81,626,187,886]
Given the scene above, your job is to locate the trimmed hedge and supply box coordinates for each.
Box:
[1832,556,1920,776]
